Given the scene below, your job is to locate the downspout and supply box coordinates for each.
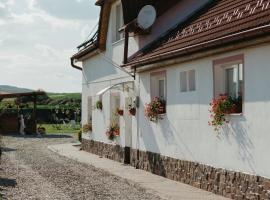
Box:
[70,57,82,71]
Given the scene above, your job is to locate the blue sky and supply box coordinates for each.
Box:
[0,0,99,92]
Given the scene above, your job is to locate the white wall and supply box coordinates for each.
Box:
[81,0,270,178]
[81,52,133,147]
[106,0,139,64]
[135,43,270,178]
[81,0,136,147]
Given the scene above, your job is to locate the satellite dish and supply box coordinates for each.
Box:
[137,5,157,30]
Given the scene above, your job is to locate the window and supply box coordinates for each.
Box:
[180,71,187,92]
[225,64,243,98]
[150,71,166,100]
[114,3,124,42]
[180,69,196,92]
[213,55,244,113]
[158,79,165,99]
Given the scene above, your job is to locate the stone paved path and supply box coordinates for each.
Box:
[49,143,230,200]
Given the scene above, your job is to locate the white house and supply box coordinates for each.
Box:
[71,0,270,199]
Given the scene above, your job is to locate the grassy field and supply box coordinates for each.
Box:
[47,93,81,100]
[39,124,80,134]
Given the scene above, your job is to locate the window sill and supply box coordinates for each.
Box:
[112,38,125,46]
[228,113,243,116]
[158,113,166,116]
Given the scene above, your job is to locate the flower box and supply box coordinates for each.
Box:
[145,97,166,122]
[209,94,242,131]
[157,101,166,114]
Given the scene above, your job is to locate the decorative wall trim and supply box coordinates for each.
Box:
[81,139,125,163]
[130,149,270,200]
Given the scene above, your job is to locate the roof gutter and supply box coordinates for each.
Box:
[70,57,82,71]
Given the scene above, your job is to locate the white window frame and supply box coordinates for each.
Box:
[179,69,196,93]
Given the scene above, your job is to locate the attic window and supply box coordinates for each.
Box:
[114,3,124,42]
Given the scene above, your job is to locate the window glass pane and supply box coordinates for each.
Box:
[115,4,123,42]
[150,72,166,100]
[158,79,165,100]
[238,64,243,96]
[188,70,196,91]
[180,71,187,92]
[226,67,238,98]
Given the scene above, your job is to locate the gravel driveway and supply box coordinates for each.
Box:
[0,134,162,200]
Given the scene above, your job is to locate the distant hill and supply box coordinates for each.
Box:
[0,85,33,94]
[0,85,81,108]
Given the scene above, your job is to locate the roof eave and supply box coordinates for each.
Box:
[124,26,270,69]
[71,43,99,61]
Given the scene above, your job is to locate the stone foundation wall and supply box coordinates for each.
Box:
[81,139,270,199]
[81,139,125,163]
[130,149,270,200]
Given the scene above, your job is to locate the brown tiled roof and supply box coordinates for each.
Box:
[126,0,270,67]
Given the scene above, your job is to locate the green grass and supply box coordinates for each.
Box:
[48,93,81,100]
[39,124,80,134]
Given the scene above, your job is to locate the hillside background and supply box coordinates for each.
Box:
[0,85,81,110]
[0,85,81,102]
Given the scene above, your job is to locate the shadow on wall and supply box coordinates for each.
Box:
[138,100,197,176]
[159,115,196,160]
[138,102,167,176]
[219,116,255,172]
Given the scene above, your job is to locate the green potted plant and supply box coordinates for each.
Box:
[95,100,103,110]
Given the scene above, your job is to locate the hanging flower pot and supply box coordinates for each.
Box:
[128,106,136,116]
[95,100,103,110]
[82,123,92,133]
[106,123,120,140]
[117,108,124,116]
